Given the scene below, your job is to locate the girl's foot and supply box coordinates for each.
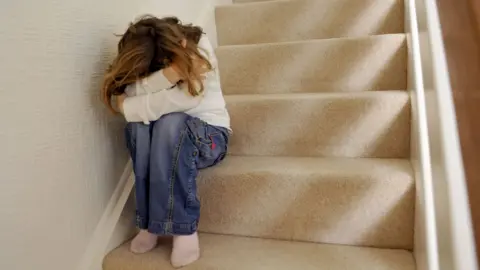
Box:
[171,232,200,268]
[130,230,158,254]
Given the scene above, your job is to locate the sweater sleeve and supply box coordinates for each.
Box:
[122,35,215,123]
[122,69,202,123]
[122,86,202,123]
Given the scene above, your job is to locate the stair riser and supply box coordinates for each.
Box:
[217,0,404,45]
[226,92,411,158]
[198,157,414,249]
[217,35,407,95]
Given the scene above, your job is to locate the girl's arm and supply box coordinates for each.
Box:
[121,87,201,124]
[119,69,201,123]
[119,36,216,123]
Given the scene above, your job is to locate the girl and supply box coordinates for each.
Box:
[102,15,230,268]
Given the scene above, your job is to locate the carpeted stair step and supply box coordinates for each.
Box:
[103,233,416,270]
[216,0,404,46]
[226,91,410,158]
[197,156,414,248]
[217,34,407,95]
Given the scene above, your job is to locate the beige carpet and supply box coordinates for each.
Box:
[218,35,407,95]
[226,92,410,158]
[104,234,415,270]
[216,0,404,45]
[104,0,415,268]
[197,156,414,249]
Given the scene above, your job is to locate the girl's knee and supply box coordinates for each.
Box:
[125,122,144,138]
[154,112,189,135]
[126,122,143,130]
[155,112,189,128]
[124,122,150,153]
[158,112,189,124]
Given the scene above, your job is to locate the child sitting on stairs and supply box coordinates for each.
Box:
[101,15,231,268]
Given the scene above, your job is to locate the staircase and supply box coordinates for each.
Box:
[103,0,415,269]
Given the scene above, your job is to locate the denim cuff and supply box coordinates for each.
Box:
[136,215,149,230]
[148,220,198,235]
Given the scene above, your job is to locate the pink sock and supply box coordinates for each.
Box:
[130,230,158,254]
[170,232,200,268]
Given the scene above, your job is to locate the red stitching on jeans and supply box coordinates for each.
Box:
[210,135,216,150]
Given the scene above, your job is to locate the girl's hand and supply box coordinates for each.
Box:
[163,57,209,85]
[116,94,127,114]
[192,57,210,76]
[162,64,182,84]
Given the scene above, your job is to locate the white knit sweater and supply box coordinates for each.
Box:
[122,35,231,130]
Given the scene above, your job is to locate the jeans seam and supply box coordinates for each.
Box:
[166,125,188,233]
[187,153,196,207]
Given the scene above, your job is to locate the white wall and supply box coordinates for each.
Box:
[0,1,229,269]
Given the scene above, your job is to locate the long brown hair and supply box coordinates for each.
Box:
[102,15,212,113]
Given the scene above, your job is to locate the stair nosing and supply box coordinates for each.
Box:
[224,90,409,100]
[216,33,406,50]
[104,233,416,270]
[225,155,411,162]
[206,155,414,176]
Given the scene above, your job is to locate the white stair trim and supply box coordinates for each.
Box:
[405,0,439,269]
[76,160,134,270]
[407,0,478,269]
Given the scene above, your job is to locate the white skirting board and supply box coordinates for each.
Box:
[76,160,135,270]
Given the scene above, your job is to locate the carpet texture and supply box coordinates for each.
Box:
[104,0,414,268]
[226,91,411,158]
[216,0,404,45]
[104,234,416,270]
[217,35,407,95]
[197,156,414,249]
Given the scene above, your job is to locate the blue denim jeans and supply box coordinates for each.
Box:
[125,112,229,235]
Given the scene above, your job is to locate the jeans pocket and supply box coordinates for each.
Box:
[197,132,228,169]
[198,132,220,154]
